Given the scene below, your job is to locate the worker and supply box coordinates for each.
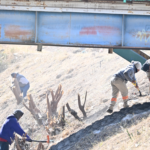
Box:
[0,110,32,150]
[11,73,30,99]
[142,59,150,81]
[107,61,142,113]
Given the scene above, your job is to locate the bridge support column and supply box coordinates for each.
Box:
[108,48,113,54]
[37,44,42,51]
[113,49,147,64]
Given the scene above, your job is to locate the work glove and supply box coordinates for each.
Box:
[20,137,32,142]
[21,137,27,142]
[27,139,32,142]
[132,81,139,89]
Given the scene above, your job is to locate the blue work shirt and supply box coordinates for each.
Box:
[0,115,31,145]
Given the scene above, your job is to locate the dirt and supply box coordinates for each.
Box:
[0,44,149,149]
[91,112,150,150]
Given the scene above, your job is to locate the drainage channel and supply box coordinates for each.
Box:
[49,102,150,150]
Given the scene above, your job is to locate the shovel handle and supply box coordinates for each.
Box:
[31,140,47,143]
[132,82,142,96]
[27,139,54,143]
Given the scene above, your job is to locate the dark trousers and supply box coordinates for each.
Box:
[0,141,9,150]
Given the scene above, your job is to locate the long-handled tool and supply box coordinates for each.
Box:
[28,139,54,143]
[132,82,142,96]
[26,135,54,143]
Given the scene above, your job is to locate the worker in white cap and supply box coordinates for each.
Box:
[107,61,142,113]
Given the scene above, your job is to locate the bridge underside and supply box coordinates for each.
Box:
[0,1,150,49]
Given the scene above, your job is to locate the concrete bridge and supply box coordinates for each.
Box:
[0,0,150,51]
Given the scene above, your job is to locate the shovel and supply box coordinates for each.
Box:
[27,135,54,143]
[132,82,142,96]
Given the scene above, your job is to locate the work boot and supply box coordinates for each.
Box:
[123,101,129,108]
[107,104,114,113]
[107,109,113,113]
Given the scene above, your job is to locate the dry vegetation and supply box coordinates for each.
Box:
[0,45,37,72]
[0,44,150,150]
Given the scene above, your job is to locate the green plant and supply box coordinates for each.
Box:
[126,129,133,140]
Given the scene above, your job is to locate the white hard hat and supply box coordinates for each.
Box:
[131,61,142,70]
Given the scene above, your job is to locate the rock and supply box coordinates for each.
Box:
[103,99,109,103]
[135,143,139,147]
[73,50,81,53]
[0,49,4,52]
[56,74,61,79]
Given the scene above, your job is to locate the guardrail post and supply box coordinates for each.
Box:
[37,44,42,51]
[108,48,113,54]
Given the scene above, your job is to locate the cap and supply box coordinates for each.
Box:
[13,110,24,120]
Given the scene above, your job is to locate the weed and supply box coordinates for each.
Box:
[126,129,133,140]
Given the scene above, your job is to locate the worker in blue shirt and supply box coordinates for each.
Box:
[0,110,32,150]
